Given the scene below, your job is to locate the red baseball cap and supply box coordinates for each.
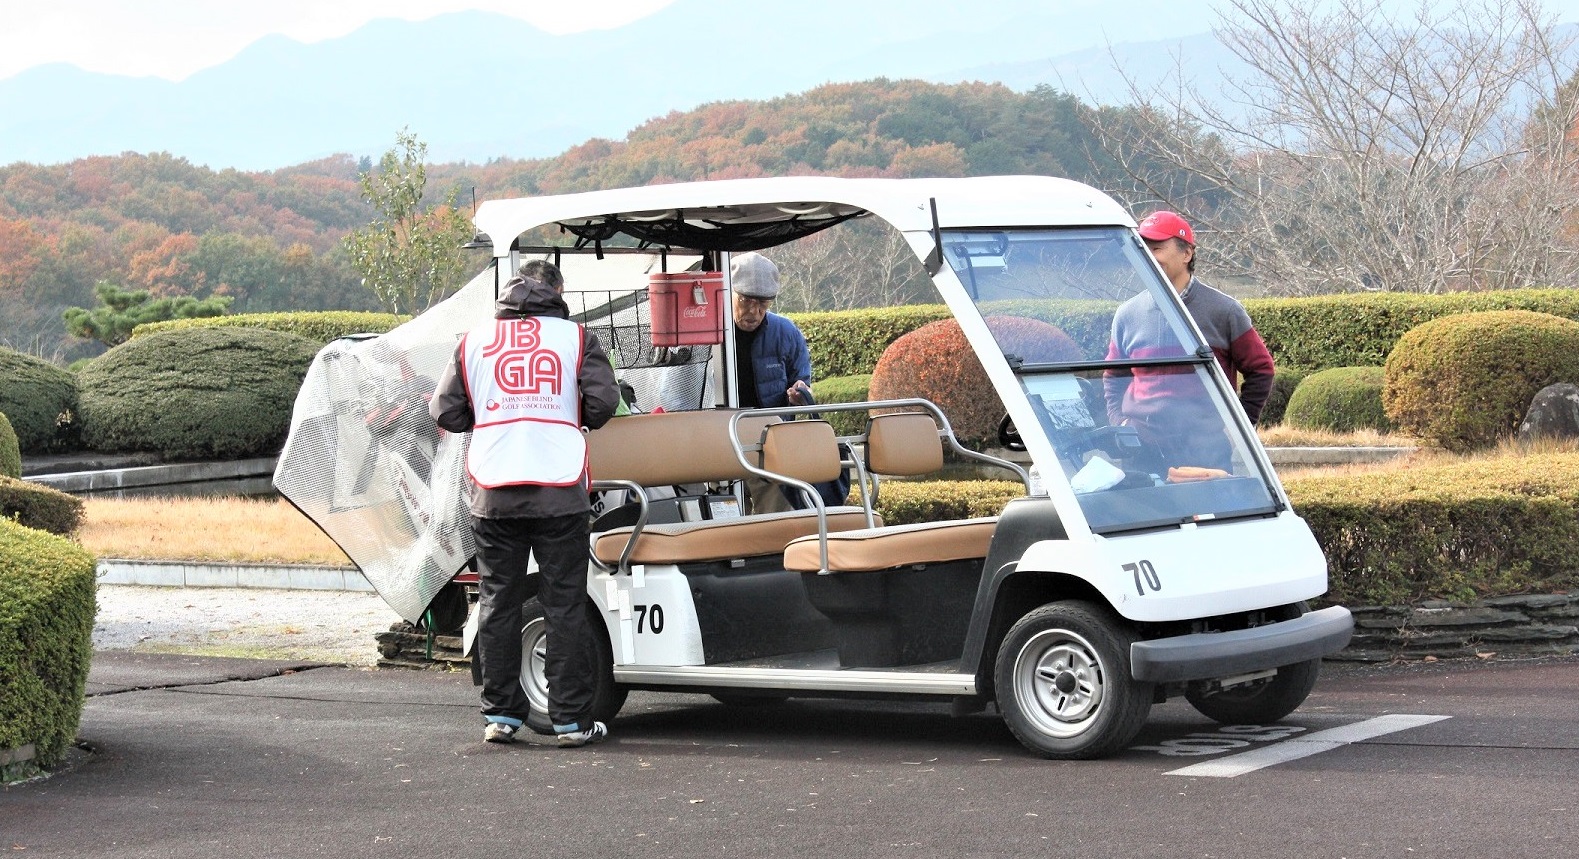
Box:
[1137,211,1195,246]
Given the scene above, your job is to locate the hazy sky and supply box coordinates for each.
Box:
[0,0,678,81]
[6,0,1579,83]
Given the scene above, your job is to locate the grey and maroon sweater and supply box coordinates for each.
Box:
[1104,278,1276,424]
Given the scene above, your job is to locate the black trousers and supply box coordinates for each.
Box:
[472,513,598,731]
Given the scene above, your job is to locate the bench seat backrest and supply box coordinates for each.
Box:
[587,409,778,487]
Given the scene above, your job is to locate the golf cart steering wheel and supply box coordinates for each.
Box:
[997,413,1025,451]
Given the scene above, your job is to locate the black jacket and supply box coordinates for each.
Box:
[429,275,620,518]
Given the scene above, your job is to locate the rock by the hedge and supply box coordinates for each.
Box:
[1517,383,1579,442]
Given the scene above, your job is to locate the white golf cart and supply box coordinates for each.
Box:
[276,175,1352,759]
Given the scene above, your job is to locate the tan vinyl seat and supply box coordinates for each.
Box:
[588,409,779,486]
[586,410,869,567]
[782,516,998,572]
[785,412,1000,573]
[594,506,878,566]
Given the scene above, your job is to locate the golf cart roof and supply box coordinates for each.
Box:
[474,175,1135,254]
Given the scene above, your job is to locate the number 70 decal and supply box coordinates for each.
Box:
[1123,560,1161,596]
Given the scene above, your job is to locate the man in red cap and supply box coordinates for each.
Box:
[1135,211,1275,421]
[1105,211,1276,469]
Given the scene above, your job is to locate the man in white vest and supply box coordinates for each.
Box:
[430,260,620,747]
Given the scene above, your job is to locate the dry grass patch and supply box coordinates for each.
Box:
[1277,434,1579,480]
[80,496,351,565]
[1257,425,1417,448]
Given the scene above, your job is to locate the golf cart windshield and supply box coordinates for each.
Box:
[944,227,1280,534]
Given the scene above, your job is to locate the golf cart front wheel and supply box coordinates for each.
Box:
[1185,658,1321,725]
[994,600,1152,759]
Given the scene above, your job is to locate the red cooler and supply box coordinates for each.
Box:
[648,272,725,346]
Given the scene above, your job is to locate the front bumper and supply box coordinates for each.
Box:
[1129,605,1354,683]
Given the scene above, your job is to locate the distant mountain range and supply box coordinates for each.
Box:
[6,0,1574,172]
[0,0,1244,171]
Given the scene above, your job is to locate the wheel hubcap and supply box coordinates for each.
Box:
[519,618,549,709]
[1053,670,1079,695]
[1016,629,1106,738]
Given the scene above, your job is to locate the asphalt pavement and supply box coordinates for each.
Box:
[3,652,1576,858]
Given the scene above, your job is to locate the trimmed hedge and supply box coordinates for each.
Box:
[0,477,84,536]
[883,451,1579,608]
[78,327,323,459]
[873,479,1026,525]
[810,374,873,438]
[1284,366,1394,433]
[134,310,406,345]
[974,299,1117,360]
[869,316,1082,447]
[0,347,79,454]
[1247,288,1579,371]
[1259,367,1309,427]
[0,517,97,773]
[789,300,1116,380]
[1286,454,1579,606]
[1383,311,1579,452]
[789,289,1579,382]
[790,305,952,381]
[0,413,18,479]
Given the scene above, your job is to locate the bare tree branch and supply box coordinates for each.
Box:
[1089,0,1579,295]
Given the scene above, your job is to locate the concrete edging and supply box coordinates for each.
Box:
[27,458,278,495]
[96,558,372,592]
[1265,446,1415,466]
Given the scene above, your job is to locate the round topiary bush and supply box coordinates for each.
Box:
[133,310,406,344]
[811,374,872,438]
[0,347,79,454]
[0,413,19,478]
[1383,310,1579,452]
[1258,367,1309,426]
[0,476,84,536]
[868,316,1081,447]
[77,327,322,460]
[1283,366,1394,433]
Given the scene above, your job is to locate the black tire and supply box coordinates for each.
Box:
[1185,658,1321,725]
[994,600,1152,759]
[519,598,628,736]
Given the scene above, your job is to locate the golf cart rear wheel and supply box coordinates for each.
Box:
[519,598,627,736]
[1185,658,1321,725]
[994,600,1152,759]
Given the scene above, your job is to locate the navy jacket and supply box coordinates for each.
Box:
[745,313,812,408]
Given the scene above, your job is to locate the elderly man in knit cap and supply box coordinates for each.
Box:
[730,251,814,513]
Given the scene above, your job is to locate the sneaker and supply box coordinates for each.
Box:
[483,722,518,744]
[556,721,608,748]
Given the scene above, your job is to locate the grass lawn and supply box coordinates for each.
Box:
[79,496,351,566]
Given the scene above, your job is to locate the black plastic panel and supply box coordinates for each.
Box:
[681,556,837,664]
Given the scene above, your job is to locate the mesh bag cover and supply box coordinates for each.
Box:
[274,267,716,622]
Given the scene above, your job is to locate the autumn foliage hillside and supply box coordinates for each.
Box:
[1,80,1127,361]
[430,80,1110,200]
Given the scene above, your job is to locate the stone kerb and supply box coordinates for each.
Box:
[1342,594,1579,661]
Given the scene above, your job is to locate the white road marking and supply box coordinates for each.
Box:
[1165,714,1452,778]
